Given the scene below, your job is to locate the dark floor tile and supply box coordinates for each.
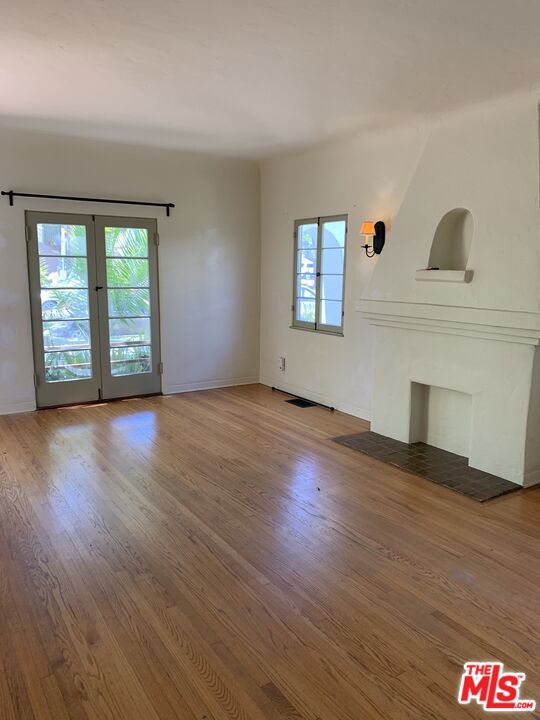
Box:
[332,432,521,502]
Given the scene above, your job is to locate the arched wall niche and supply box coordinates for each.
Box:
[428,208,474,271]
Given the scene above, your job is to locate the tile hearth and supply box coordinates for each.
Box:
[333,431,521,502]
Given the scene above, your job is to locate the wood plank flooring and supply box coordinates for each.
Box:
[1,384,539,719]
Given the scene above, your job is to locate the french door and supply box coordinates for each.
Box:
[26,211,161,408]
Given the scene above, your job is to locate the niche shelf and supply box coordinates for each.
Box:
[415,269,473,283]
[417,208,474,283]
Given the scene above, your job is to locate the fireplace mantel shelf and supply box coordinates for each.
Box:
[357,299,540,345]
[415,269,473,283]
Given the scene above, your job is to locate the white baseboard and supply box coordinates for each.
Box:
[259,377,372,422]
[523,467,540,488]
[163,376,260,395]
[338,401,373,423]
[0,399,36,416]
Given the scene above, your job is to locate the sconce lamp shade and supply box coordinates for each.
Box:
[360,221,375,236]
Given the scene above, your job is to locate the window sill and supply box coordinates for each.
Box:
[290,325,344,337]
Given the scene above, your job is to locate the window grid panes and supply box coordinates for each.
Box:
[37,224,93,383]
[293,216,346,333]
[105,227,152,376]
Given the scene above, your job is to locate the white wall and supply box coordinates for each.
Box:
[260,123,429,418]
[0,128,260,413]
[260,91,540,426]
[366,93,540,311]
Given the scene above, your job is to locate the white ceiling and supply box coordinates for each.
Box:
[1,0,540,157]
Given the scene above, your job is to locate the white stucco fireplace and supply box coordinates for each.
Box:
[359,300,540,485]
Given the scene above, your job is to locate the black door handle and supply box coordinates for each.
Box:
[95,286,104,291]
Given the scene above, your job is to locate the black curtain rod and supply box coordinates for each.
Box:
[1,190,175,216]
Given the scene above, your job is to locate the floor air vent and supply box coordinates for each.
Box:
[286,398,317,408]
[271,386,334,411]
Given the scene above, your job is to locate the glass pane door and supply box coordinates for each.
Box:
[26,212,101,408]
[27,212,161,408]
[94,216,161,399]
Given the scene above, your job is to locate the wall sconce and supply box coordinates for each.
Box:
[361,220,386,257]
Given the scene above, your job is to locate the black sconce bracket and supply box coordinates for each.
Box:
[363,220,386,258]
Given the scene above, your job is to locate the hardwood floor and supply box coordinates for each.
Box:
[1,384,539,719]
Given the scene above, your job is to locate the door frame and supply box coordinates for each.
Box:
[26,210,162,408]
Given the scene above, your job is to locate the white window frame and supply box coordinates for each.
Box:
[291,214,347,335]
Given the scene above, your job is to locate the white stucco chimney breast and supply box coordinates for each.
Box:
[358,94,540,487]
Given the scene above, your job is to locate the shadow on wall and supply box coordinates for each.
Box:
[428,208,474,270]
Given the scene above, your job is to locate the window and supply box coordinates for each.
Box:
[292,215,347,334]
